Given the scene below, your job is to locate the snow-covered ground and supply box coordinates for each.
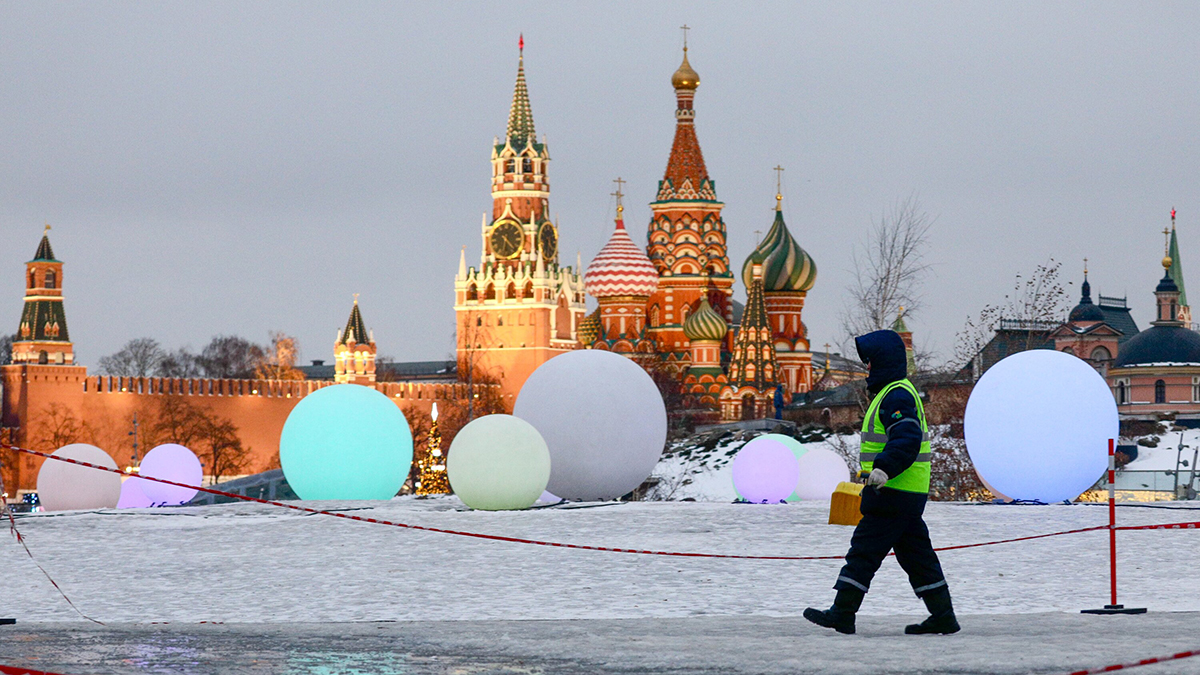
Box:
[2,499,1197,623]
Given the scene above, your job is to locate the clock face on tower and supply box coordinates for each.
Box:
[489,220,524,259]
[537,222,558,261]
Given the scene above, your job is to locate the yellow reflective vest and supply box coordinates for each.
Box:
[859,378,932,494]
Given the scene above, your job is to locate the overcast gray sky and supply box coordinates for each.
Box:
[2,2,1197,367]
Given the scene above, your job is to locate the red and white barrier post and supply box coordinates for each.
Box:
[1082,438,1145,615]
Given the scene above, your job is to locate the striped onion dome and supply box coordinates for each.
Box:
[578,308,601,344]
[585,213,659,299]
[683,296,728,342]
[741,203,816,292]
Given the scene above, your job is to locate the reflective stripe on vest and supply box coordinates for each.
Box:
[859,378,932,494]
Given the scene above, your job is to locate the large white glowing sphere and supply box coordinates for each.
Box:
[138,444,203,506]
[514,350,667,501]
[280,384,413,500]
[448,415,551,511]
[36,444,121,512]
[965,349,1116,503]
[731,436,800,503]
[794,446,851,500]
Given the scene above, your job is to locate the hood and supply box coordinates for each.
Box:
[855,329,908,394]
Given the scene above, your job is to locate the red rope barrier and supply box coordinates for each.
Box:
[1117,521,1200,531]
[1066,648,1200,674]
[0,442,1178,560]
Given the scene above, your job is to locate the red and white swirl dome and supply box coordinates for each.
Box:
[584,219,659,299]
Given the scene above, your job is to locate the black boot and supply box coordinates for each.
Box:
[804,588,864,635]
[905,586,960,635]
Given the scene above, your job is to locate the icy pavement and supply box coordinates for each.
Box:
[2,499,1198,624]
[2,614,1199,674]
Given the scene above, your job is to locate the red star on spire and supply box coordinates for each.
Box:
[1172,207,1177,221]
[519,33,524,54]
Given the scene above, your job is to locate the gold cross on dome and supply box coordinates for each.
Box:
[1164,227,1172,254]
[681,24,690,49]
[611,177,626,214]
[353,293,360,304]
[754,229,762,245]
[773,165,784,193]
[1083,257,1088,275]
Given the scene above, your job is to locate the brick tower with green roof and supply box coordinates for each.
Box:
[720,261,781,421]
[334,296,376,384]
[12,226,74,366]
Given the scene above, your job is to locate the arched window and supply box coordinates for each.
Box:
[38,350,48,364]
[45,270,56,289]
[1090,346,1111,362]
[1155,379,1166,404]
[1117,381,1127,405]
[506,282,516,300]
[523,281,534,299]
[476,316,483,327]
[506,160,515,174]
[522,158,533,174]
[28,270,35,289]
[741,394,756,421]
[467,284,478,301]
[485,284,496,301]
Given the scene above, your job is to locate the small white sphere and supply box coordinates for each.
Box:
[966,349,1116,503]
[514,350,667,501]
[794,446,850,500]
[36,444,121,512]
[448,415,551,511]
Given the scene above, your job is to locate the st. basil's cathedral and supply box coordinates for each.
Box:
[456,39,820,422]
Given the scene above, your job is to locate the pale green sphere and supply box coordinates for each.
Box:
[448,414,551,511]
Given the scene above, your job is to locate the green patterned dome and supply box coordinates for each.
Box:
[741,206,816,292]
[683,297,728,342]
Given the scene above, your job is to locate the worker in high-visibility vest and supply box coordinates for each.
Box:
[804,329,959,635]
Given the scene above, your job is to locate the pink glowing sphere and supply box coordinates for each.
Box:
[731,437,801,504]
[117,478,153,509]
[138,444,203,506]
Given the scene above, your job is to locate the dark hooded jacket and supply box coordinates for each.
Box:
[855,330,927,515]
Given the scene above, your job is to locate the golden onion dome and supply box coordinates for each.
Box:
[683,296,728,342]
[671,48,700,90]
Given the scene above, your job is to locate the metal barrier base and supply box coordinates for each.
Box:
[1081,604,1147,615]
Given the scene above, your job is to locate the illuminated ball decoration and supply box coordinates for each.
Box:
[36,444,121,512]
[280,384,412,500]
[117,478,153,509]
[447,415,551,511]
[731,436,800,503]
[794,446,850,500]
[138,444,203,506]
[514,350,667,501]
[965,349,1115,503]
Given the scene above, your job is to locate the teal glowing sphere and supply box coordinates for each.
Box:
[280,384,413,500]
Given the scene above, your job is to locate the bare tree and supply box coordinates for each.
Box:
[141,396,252,484]
[32,403,93,451]
[954,258,1070,369]
[98,338,166,376]
[157,348,202,377]
[0,333,14,366]
[841,195,934,344]
[198,335,265,378]
[198,417,250,484]
[255,331,305,380]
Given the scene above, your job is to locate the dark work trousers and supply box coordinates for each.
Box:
[833,509,947,597]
